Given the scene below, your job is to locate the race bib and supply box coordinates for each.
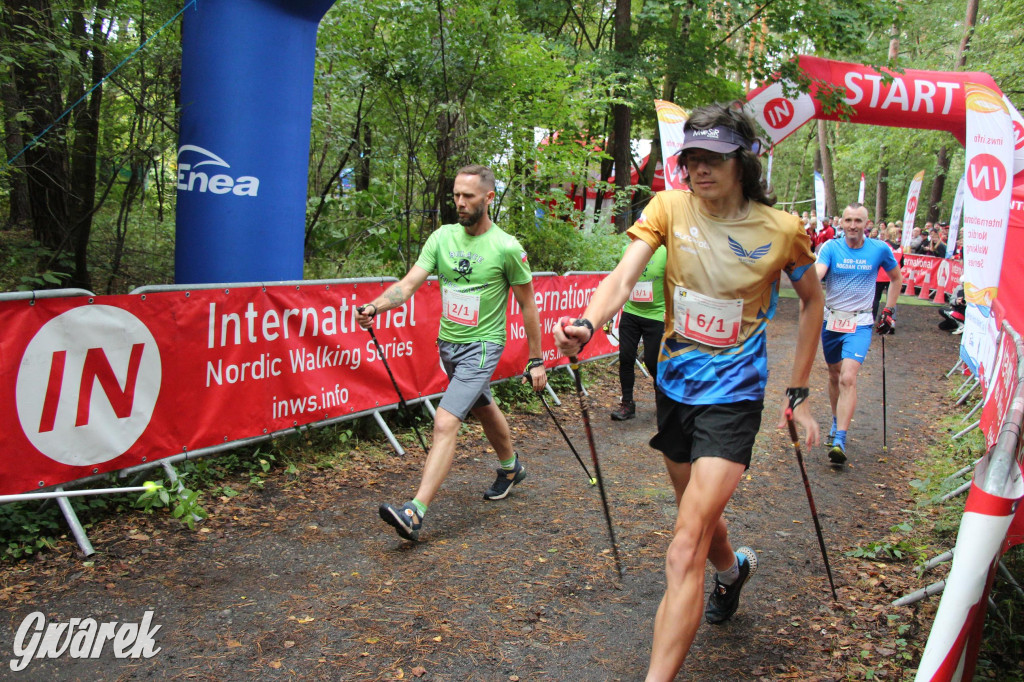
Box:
[630,281,654,303]
[825,309,857,334]
[672,287,742,348]
[442,288,480,326]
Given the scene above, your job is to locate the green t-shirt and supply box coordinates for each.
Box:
[622,243,667,321]
[416,223,533,344]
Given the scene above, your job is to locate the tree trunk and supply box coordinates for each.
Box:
[957,0,979,68]
[876,145,889,221]
[926,145,948,224]
[817,119,837,218]
[355,126,371,192]
[8,0,73,260]
[435,106,469,225]
[610,0,632,232]
[0,6,31,230]
[66,3,108,290]
[887,8,900,62]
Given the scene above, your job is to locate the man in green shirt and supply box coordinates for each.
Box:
[611,243,667,420]
[356,165,547,541]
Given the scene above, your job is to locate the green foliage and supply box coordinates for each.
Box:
[134,474,207,530]
[845,522,925,562]
[0,503,62,560]
[490,362,586,411]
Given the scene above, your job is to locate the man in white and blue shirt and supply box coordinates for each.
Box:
[816,202,901,464]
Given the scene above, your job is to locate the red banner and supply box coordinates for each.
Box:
[0,275,618,496]
[747,56,1000,147]
[980,332,1019,450]
[900,254,964,303]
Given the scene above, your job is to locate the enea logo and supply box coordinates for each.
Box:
[15,306,161,467]
[176,145,260,197]
[762,98,795,130]
[967,153,1008,201]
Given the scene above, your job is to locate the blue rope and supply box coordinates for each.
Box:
[5,0,197,168]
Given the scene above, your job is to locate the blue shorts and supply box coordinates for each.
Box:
[821,323,873,365]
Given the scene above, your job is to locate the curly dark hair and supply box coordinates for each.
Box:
[684,102,775,207]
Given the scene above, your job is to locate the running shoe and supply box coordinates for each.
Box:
[483,456,526,500]
[705,546,758,624]
[379,502,422,541]
[828,442,847,464]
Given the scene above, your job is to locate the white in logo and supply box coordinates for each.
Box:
[177,144,260,196]
[15,306,162,466]
[10,611,161,671]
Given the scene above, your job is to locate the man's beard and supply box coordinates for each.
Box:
[458,204,486,227]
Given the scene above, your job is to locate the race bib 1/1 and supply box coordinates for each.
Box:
[825,308,857,334]
[672,287,742,348]
[630,281,654,303]
[442,288,481,326]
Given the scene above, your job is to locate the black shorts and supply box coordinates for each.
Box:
[649,392,763,468]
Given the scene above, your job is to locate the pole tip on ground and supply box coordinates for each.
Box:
[589,477,597,486]
[142,481,163,492]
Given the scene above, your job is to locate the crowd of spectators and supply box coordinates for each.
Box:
[786,209,964,260]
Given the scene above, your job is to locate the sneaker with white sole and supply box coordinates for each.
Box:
[379,502,422,541]
[483,456,526,500]
[705,546,758,624]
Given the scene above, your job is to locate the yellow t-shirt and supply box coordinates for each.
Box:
[627,190,815,404]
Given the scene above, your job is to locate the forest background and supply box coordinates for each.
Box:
[2,0,1022,294]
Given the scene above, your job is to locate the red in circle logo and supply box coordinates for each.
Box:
[906,196,918,215]
[762,97,795,130]
[967,153,1007,201]
[664,153,687,188]
[1014,120,1024,151]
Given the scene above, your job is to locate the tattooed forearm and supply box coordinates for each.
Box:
[376,284,406,312]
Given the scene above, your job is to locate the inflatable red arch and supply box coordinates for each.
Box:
[738,56,1024,682]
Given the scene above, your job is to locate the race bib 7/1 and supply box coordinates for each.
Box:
[825,309,857,334]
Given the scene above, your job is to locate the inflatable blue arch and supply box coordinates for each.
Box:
[175,0,337,284]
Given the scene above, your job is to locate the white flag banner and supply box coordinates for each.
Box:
[766,148,774,188]
[959,83,1015,378]
[947,174,966,259]
[814,171,826,232]
[858,173,865,204]
[654,100,689,190]
[900,170,926,249]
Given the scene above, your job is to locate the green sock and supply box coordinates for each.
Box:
[499,455,517,471]
[410,498,427,516]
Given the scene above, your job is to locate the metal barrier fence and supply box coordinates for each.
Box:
[892,320,1024,681]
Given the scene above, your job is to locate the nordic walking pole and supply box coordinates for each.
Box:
[783,392,838,600]
[535,385,597,486]
[881,335,888,452]
[569,354,624,580]
[358,307,430,456]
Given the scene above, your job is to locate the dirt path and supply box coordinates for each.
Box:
[0,300,963,681]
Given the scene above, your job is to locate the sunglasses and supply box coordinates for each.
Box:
[679,150,739,169]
